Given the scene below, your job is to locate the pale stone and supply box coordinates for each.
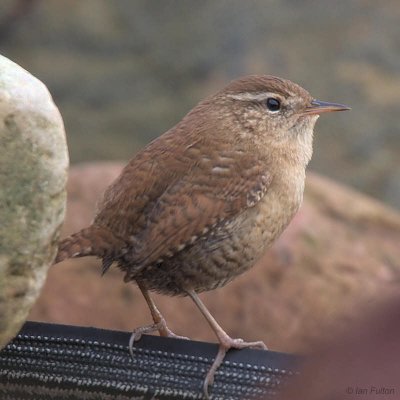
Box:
[0,55,69,348]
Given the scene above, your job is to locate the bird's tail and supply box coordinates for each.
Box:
[54,225,126,269]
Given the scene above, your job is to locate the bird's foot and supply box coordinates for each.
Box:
[129,320,188,358]
[203,333,268,399]
[156,315,190,340]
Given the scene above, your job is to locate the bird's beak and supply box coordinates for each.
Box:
[302,99,351,115]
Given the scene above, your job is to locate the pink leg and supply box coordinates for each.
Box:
[129,282,189,357]
[187,290,267,399]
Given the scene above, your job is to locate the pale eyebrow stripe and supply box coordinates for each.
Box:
[226,92,278,102]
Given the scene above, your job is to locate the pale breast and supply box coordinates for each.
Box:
[248,166,305,246]
[217,166,305,275]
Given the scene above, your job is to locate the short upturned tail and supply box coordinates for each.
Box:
[54,225,126,271]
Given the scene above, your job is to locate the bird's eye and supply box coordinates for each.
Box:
[265,97,281,112]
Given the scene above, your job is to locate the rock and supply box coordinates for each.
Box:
[0,55,68,349]
[30,163,400,352]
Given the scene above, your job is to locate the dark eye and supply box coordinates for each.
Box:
[265,97,281,112]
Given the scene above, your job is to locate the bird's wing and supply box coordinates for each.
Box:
[132,155,272,267]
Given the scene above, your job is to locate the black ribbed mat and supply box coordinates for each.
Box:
[0,321,300,400]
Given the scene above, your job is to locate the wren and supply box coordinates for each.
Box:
[55,75,349,398]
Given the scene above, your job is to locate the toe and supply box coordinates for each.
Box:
[220,335,267,351]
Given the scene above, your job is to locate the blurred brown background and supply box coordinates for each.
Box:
[27,163,400,352]
[1,0,399,208]
[1,0,400,352]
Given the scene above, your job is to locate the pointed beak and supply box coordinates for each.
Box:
[303,99,351,115]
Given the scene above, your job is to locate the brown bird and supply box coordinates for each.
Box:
[55,75,349,398]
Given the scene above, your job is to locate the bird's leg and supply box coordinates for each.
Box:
[139,282,188,339]
[187,290,267,399]
[129,282,188,356]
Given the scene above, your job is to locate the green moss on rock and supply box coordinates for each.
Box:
[0,55,69,348]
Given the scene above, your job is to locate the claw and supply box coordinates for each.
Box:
[202,335,267,399]
[129,321,189,359]
[128,323,156,358]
